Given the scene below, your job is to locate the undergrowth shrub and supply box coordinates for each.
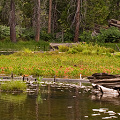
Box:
[20,28,35,40]
[0,25,10,39]
[40,30,54,41]
[58,45,69,52]
[95,27,120,43]
[79,31,92,42]
[59,42,115,54]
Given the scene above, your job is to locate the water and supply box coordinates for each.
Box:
[0,51,14,55]
[0,84,120,120]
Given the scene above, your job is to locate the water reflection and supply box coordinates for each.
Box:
[91,93,120,105]
[0,93,27,103]
[0,84,120,120]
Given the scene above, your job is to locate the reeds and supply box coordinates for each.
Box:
[0,81,26,92]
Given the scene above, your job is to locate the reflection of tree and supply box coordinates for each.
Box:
[0,93,27,103]
[35,99,39,120]
[48,84,51,120]
[0,85,108,120]
[74,87,80,120]
[91,94,120,106]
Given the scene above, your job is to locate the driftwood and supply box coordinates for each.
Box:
[87,73,120,90]
[88,73,120,79]
[108,19,120,28]
[109,19,120,25]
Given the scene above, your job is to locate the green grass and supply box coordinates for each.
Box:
[0,51,120,78]
[0,81,27,92]
[0,42,120,79]
[0,40,120,52]
[0,40,50,51]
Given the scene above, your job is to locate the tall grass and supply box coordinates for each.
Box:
[0,40,50,51]
[0,81,26,92]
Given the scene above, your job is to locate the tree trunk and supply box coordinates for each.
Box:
[52,1,57,34]
[10,0,16,43]
[74,0,80,43]
[48,0,52,33]
[35,0,40,42]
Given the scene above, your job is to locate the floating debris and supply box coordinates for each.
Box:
[92,109,100,112]
[73,96,76,98]
[110,116,117,118]
[118,113,120,115]
[92,108,108,112]
[92,113,100,116]
[102,116,117,119]
[99,108,108,113]
[68,106,72,109]
[102,117,112,119]
[107,111,116,114]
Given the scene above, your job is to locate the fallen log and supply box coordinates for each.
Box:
[89,78,120,83]
[88,73,120,95]
[109,19,120,25]
[50,43,79,50]
[109,22,120,28]
[88,73,120,79]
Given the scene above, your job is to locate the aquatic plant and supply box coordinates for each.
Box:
[0,81,27,92]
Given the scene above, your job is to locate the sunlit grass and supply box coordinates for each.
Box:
[0,51,120,78]
[0,81,27,92]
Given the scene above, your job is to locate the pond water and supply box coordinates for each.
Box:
[0,84,120,120]
[0,51,14,55]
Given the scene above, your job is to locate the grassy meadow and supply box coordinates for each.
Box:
[0,43,120,79]
[0,40,50,51]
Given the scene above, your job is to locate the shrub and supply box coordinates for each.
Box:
[95,27,120,43]
[58,45,69,52]
[20,28,35,40]
[67,48,78,54]
[40,30,54,41]
[79,30,92,42]
[82,49,91,55]
[66,42,115,55]
[0,25,10,39]
[64,31,74,42]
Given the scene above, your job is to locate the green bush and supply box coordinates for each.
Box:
[40,30,54,41]
[64,31,74,42]
[58,45,69,52]
[82,49,91,55]
[95,27,120,43]
[20,28,35,40]
[65,42,115,54]
[67,47,78,54]
[0,25,10,39]
[79,31,92,42]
